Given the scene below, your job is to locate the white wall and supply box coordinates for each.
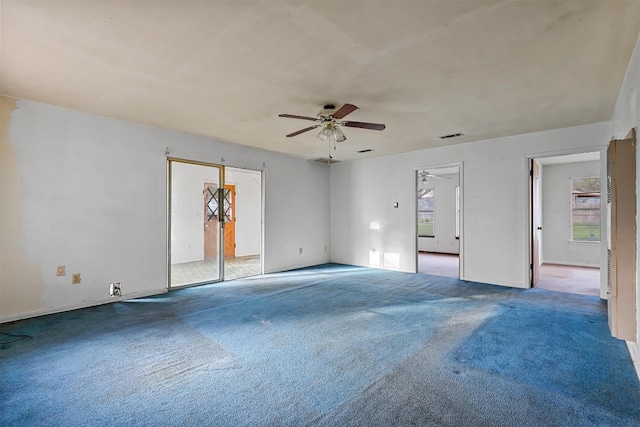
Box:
[417,173,460,254]
[611,34,640,379]
[541,161,600,267]
[226,167,262,257]
[0,97,330,322]
[331,122,609,288]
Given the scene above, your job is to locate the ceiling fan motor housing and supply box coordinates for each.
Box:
[318,104,337,119]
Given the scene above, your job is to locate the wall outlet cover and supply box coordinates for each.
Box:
[110,283,122,297]
[72,273,81,284]
[57,265,66,276]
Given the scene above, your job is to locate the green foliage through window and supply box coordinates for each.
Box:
[418,189,434,237]
[571,177,600,242]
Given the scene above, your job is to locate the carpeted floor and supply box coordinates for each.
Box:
[1,264,639,426]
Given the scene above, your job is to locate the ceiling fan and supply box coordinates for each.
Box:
[418,171,451,198]
[279,103,385,143]
[419,171,453,182]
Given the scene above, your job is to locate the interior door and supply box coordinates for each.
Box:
[531,159,542,285]
[608,134,637,341]
[223,184,236,258]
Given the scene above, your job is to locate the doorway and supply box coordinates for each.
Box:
[168,160,262,288]
[223,167,262,281]
[529,152,604,297]
[416,164,462,278]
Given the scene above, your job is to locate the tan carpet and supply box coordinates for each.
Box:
[535,263,600,297]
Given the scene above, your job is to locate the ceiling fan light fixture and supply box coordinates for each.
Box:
[317,125,333,141]
[333,126,346,142]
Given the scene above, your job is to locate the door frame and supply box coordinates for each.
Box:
[530,158,542,285]
[414,161,464,279]
[526,146,608,298]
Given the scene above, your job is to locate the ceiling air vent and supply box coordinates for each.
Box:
[438,132,465,140]
[357,149,373,153]
[310,157,340,164]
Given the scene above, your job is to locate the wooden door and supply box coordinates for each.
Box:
[223,185,236,258]
[204,182,219,260]
[531,159,541,285]
[608,134,637,341]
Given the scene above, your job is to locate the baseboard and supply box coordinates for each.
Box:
[264,260,331,275]
[0,288,168,324]
[627,340,640,383]
[541,259,599,268]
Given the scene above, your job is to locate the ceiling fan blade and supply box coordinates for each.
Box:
[279,114,318,122]
[343,121,386,131]
[286,125,320,137]
[331,103,358,119]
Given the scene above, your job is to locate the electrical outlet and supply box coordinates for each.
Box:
[56,265,66,276]
[110,283,122,297]
[72,273,81,284]
[299,247,303,255]
[324,245,327,252]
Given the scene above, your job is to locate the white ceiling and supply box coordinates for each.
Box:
[1,1,639,161]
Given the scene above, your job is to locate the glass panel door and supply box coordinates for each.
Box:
[169,159,224,288]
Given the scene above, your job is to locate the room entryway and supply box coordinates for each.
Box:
[529,152,603,297]
[222,167,262,281]
[416,164,462,278]
[169,159,262,288]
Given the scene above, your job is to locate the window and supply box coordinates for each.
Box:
[418,188,434,237]
[571,177,600,242]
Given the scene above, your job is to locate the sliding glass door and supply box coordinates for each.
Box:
[169,159,225,288]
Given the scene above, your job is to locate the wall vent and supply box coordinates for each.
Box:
[438,132,465,140]
[357,149,373,153]
[310,157,340,164]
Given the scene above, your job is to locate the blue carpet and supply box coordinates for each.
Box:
[1,264,639,426]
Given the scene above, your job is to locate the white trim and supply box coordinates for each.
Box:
[541,259,600,268]
[568,240,600,246]
[626,341,640,383]
[0,288,168,324]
